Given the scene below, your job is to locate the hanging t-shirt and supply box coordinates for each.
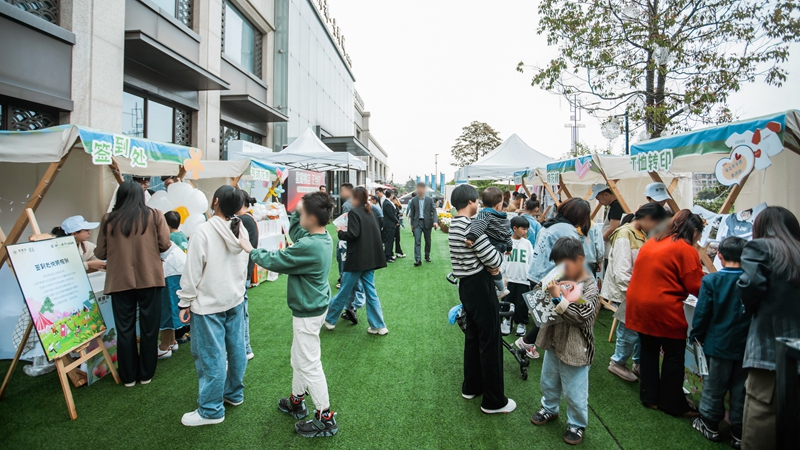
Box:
[503,238,535,285]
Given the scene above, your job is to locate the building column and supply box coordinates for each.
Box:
[196,0,223,159]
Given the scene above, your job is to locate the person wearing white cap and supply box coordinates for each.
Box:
[51,216,106,272]
[644,182,671,207]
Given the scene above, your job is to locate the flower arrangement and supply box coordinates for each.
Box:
[438,212,453,233]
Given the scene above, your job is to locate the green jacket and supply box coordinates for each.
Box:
[249,213,332,318]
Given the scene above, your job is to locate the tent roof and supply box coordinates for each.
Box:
[457,133,556,180]
[237,128,367,172]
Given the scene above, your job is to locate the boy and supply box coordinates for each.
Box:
[239,192,338,437]
[165,211,189,251]
[465,187,513,298]
[689,236,749,448]
[530,237,599,446]
[521,199,542,247]
[448,184,516,414]
[501,216,535,337]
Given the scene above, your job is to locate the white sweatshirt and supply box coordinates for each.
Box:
[177,216,249,315]
[502,238,534,286]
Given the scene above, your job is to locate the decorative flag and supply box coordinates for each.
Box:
[431,174,437,192]
[440,173,445,195]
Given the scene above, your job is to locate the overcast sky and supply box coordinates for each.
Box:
[331,0,800,183]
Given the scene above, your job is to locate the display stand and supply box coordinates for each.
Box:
[0,211,120,420]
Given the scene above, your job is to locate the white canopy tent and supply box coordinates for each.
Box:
[233,128,366,172]
[456,134,556,181]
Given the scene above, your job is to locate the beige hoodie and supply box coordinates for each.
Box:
[177,216,249,315]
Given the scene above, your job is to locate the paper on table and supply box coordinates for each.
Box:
[333,213,348,231]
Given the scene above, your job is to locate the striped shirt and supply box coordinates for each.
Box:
[449,216,503,278]
[535,276,599,366]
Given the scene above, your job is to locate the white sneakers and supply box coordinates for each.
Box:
[514,337,540,359]
[481,398,517,414]
[223,398,243,406]
[367,327,389,335]
[324,321,336,330]
[181,410,224,427]
[497,289,511,299]
[515,323,526,336]
[462,393,476,400]
[500,319,511,336]
[157,348,172,360]
[246,352,255,361]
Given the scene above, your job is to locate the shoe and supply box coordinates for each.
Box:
[157,348,172,360]
[342,308,358,325]
[515,324,526,336]
[462,392,479,400]
[181,410,224,427]
[396,253,406,258]
[500,319,511,336]
[336,283,341,289]
[481,398,516,414]
[387,258,395,263]
[692,417,722,442]
[140,379,151,385]
[514,337,540,359]
[367,327,389,335]
[124,381,136,388]
[608,360,638,382]
[324,322,335,330]
[171,341,179,351]
[278,395,309,419]
[731,432,742,449]
[497,289,511,299]
[531,407,559,425]
[224,397,243,406]
[176,333,190,344]
[414,260,422,267]
[296,410,338,438]
[632,363,640,377]
[425,257,431,262]
[246,352,255,361]
[564,427,585,445]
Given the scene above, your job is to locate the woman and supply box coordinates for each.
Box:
[602,203,667,382]
[178,186,249,426]
[324,187,388,335]
[625,210,705,416]
[738,206,800,449]
[52,215,106,272]
[237,191,259,361]
[515,197,592,359]
[95,181,171,387]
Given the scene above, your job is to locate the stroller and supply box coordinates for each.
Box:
[447,273,530,380]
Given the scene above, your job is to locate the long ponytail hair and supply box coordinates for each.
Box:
[212,185,245,238]
[106,180,152,237]
[752,206,800,285]
[353,187,371,214]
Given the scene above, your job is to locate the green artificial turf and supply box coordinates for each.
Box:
[0,226,723,449]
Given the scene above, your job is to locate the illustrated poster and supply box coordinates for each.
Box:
[6,237,106,361]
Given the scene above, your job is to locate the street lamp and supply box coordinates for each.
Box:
[435,153,439,178]
[602,111,630,155]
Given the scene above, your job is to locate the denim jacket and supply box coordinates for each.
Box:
[527,222,585,283]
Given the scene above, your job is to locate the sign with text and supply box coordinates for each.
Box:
[6,237,106,361]
[282,169,326,213]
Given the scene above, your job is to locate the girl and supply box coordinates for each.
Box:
[178,185,249,427]
[602,203,667,382]
[625,210,705,416]
[324,186,388,335]
[237,191,259,360]
[52,215,106,272]
[738,206,800,449]
[95,181,171,387]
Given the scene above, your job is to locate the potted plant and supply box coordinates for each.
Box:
[438,212,452,233]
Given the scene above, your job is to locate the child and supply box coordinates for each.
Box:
[165,211,189,251]
[157,242,186,359]
[448,184,515,414]
[689,236,750,448]
[465,187,513,298]
[240,192,339,437]
[178,186,249,427]
[530,237,599,446]
[501,216,536,338]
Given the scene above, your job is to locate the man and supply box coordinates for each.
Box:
[590,184,624,271]
[407,182,438,266]
[376,188,399,263]
[336,183,364,324]
[107,176,152,212]
[319,185,327,193]
[644,182,674,236]
[388,191,406,258]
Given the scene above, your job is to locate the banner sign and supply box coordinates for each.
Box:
[250,160,288,183]
[630,149,674,173]
[6,237,106,361]
[283,169,325,212]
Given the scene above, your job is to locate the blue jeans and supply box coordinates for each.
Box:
[700,357,748,433]
[243,280,252,355]
[345,281,366,311]
[326,270,386,328]
[336,241,346,277]
[413,219,432,262]
[190,302,247,419]
[611,321,640,365]
[540,348,590,429]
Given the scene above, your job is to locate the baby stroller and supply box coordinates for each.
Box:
[447,273,530,380]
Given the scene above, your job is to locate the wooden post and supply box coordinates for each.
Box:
[538,172,561,207]
[519,174,532,198]
[605,179,632,214]
[718,175,748,214]
[648,172,680,213]
[590,203,603,220]
[558,175,572,198]
[176,165,187,182]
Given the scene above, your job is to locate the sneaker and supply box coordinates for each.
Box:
[608,360,638,382]
[336,283,341,289]
[497,289,511,299]
[342,308,358,325]
[514,337,540,359]
[387,258,395,263]
[414,260,422,267]
[140,379,151,385]
[731,433,742,449]
[246,352,255,361]
[515,323,526,336]
[531,407,559,425]
[500,319,511,336]
[181,410,224,427]
[171,341,179,351]
[564,427,585,445]
[396,253,406,258]
[481,398,516,414]
[278,395,309,419]
[425,257,431,262]
[691,417,722,442]
[632,363,640,377]
[176,333,190,344]
[223,397,243,406]
[367,327,389,335]
[324,322,335,331]
[157,348,172,360]
[124,381,136,388]
[296,410,338,438]
[462,392,478,400]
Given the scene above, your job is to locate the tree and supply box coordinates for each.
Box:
[451,121,502,167]
[403,178,416,193]
[519,1,800,139]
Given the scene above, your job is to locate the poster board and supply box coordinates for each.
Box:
[282,169,325,212]
[85,271,118,385]
[6,237,105,361]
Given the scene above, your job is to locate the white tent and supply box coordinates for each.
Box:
[235,128,366,172]
[456,133,556,180]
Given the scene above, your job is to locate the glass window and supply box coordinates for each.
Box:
[151,0,176,13]
[219,123,263,160]
[122,91,190,145]
[224,2,257,74]
[147,100,174,143]
[122,92,145,138]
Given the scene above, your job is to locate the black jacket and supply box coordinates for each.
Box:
[381,197,399,227]
[339,205,387,272]
[407,196,438,230]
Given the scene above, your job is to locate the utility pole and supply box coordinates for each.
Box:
[624,110,630,155]
[435,153,439,179]
[564,94,587,156]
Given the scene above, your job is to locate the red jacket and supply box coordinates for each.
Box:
[625,237,704,339]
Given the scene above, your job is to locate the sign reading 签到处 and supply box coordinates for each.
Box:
[631,148,674,172]
[78,127,196,172]
[547,170,560,185]
[6,237,106,361]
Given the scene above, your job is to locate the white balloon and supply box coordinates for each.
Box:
[186,189,209,215]
[147,191,174,213]
[168,182,194,207]
[181,214,206,237]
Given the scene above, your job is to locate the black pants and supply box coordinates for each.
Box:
[382,225,396,259]
[459,270,507,410]
[507,281,530,325]
[394,225,403,254]
[639,332,691,415]
[112,287,162,384]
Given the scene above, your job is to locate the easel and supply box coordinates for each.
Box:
[0,210,120,420]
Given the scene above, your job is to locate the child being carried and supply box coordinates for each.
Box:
[465,187,513,298]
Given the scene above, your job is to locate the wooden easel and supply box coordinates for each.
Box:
[0,211,120,420]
